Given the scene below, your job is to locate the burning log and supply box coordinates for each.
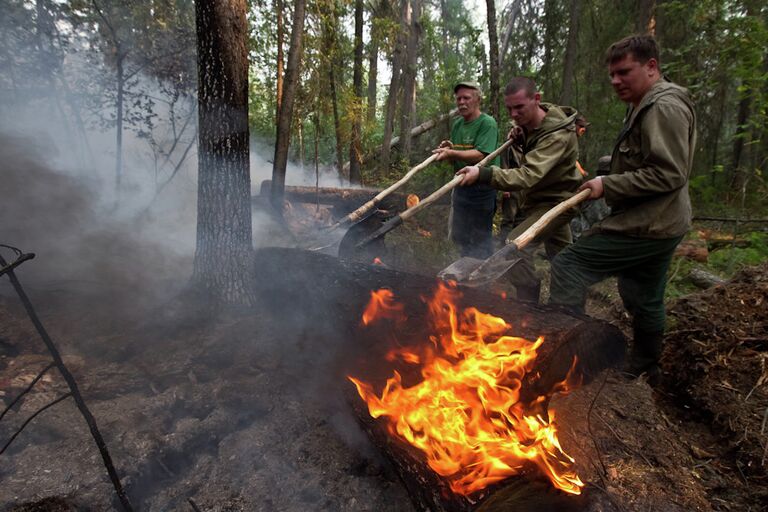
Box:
[253,248,627,512]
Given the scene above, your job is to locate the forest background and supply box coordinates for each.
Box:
[1,0,767,290]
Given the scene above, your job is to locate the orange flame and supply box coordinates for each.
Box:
[349,282,583,496]
[361,289,406,326]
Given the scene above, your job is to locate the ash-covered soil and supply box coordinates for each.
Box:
[1,256,766,511]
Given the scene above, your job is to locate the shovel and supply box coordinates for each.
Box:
[307,152,441,253]
[354,138,515,249]
[439,188,592,287]
[331,153,440,230]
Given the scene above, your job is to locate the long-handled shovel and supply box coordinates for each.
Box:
[439,188,592,287]
[307,152,442,253]
[354,138,515,249]
[331,153,440,230]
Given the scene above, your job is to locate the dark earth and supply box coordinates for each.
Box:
[1,246,766,511]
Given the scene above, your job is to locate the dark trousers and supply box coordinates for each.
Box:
[451,191,496,259]
[549,232,683,334]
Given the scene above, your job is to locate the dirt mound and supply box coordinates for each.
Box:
[663,263,768,495]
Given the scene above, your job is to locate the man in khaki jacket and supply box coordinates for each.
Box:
[549,34,697,382]
[456,77,582,302]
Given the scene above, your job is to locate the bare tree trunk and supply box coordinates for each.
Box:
[540,0,558,98]
[485,0,500,120]
[499,0,522,69]
[399,0,419,165]
[381,0,408,173]
[193,0,255,305]
[729,94,751,192]
[559,0,581,105]
[275,0,284,119]
[366,30,379,124]
[272,0,306,210]
[349,0,364,184]
[330,67,344,175]
[636,0,656,34]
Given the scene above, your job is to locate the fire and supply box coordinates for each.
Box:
[406,193,420,208]
[349,282,583,496]
[361,289,406,326]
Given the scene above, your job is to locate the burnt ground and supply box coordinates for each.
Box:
[0,248,766,511]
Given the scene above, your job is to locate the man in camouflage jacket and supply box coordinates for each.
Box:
[456,76,582,302]
[549,34,697,381]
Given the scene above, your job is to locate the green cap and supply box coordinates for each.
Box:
[454,81,482,94]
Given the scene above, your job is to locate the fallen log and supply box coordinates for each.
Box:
[252,248,627,512]
[256,180,451,218]
[257,180,407,211]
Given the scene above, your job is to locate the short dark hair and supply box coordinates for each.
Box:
[606,34,659,65]
[504,77,537,97]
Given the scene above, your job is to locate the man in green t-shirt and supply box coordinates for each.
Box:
[433,81,500,259]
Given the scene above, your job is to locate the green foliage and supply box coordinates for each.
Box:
[666,231,768,300]
[709,232,768,273]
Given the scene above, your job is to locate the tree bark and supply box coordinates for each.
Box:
[729,94,751,192]
[366,27,379,124]
[399,0,420,164]
[499,0,522,70]
[485,0,500,120]
[275,0,284,119]
[636,0,656,34]
[381,0,408,174]
[349,0,365,184]
[272,0,306,210]
[559,0,580,106]
[193,0,255,305]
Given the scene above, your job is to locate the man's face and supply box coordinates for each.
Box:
[609,54,658,106]
[455,87,481,119]
[504,89,540,129]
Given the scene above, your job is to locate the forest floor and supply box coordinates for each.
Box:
[1,204,767,511]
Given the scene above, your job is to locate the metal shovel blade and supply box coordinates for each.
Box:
[451,244,523,288]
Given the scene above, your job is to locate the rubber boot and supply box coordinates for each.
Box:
[514,282,541,304]
[625,329,664,384]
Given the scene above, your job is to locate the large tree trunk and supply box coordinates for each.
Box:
[559,0,580,106]
[348,0,365,184]
[272,0,306,210]
[399,0,420,165]
[275,0,284,119]
[485,0,500,120]
[193,0,255,305]
[381,0,408,174]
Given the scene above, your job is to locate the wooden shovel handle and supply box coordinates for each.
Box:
[399,138,515,223]
[334,153,440,228]
[511,188,592,250]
